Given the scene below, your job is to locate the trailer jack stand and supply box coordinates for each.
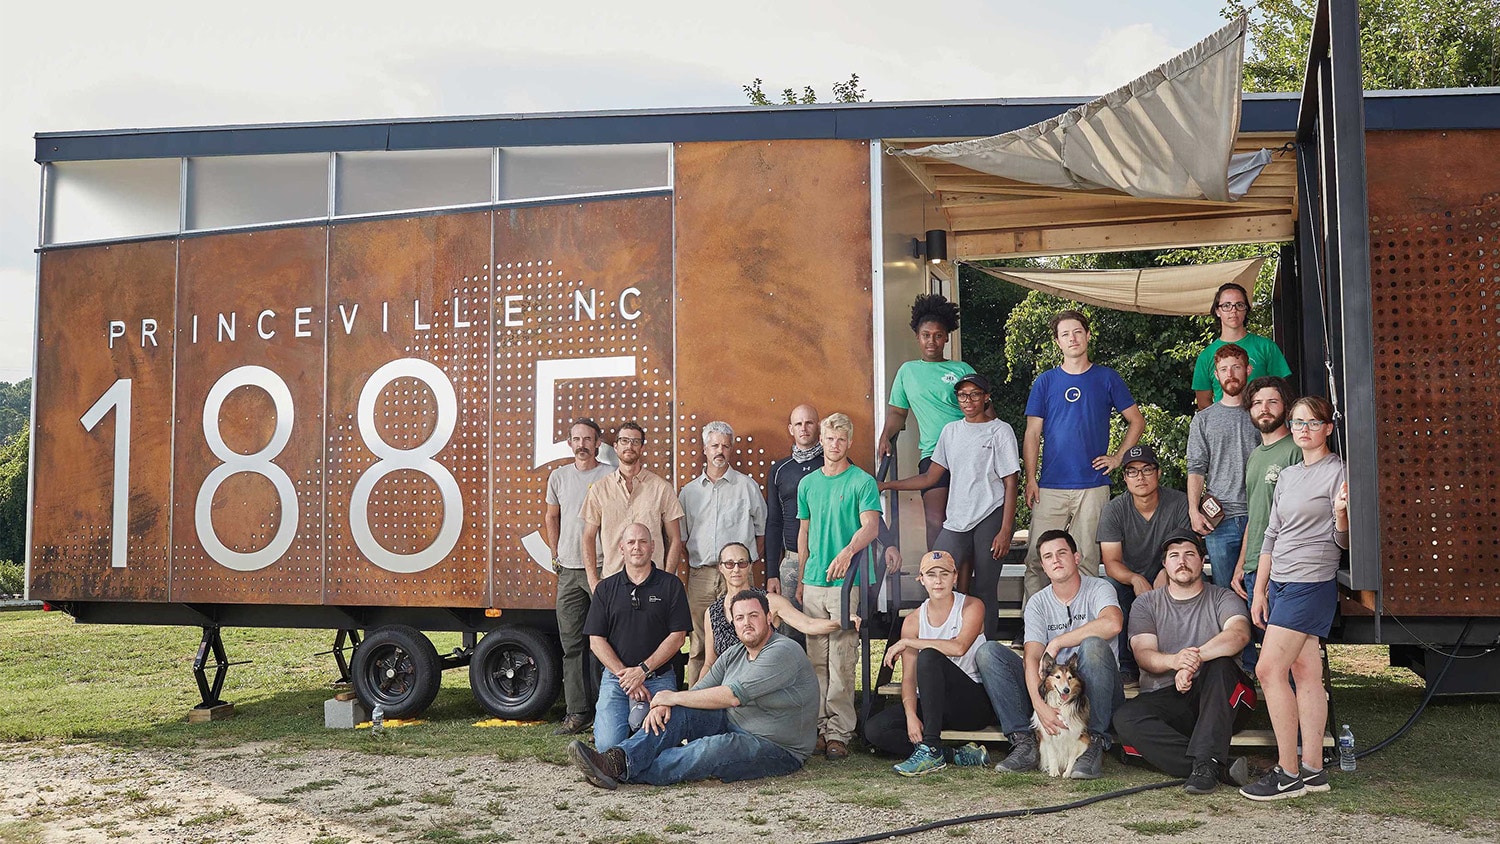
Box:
[329,628,361,684]
[189,626,246,722]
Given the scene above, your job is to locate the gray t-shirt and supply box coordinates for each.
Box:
[545,463,614,568]
[1096,487,1194,581]
[930,418,1022,532]
[1263,453,1349,583]
[1023,574,1121,662]
[1186,402,1261,518]
[694,632,819,760]
[1128,584,1249,693]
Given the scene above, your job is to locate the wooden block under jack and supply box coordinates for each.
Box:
[188,703,235,723]
[334,691,357,702]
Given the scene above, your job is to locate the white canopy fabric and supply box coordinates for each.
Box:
[897,17,1268,202]
[970,257,1265,316]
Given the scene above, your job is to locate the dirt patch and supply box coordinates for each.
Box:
[3,741,1493,844]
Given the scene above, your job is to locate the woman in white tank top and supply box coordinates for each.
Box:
[863,551,998,776]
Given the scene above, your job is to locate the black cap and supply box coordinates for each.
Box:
[1121,442,1159,468]
[1159,533,1205,562]
[954,373,992,394]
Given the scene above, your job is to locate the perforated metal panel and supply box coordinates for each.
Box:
[1367,130,1500,616]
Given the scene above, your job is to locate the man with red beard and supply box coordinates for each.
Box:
[1186,344,1260,591]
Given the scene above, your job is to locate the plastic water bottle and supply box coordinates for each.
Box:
[628,699,649,732]
[1338,724,1356,772]
[371,704,385,734]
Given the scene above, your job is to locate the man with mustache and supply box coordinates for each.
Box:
[1229,376,1301,674]
[1186,344,1260,590]
[1112,534,1254,794]
[679,421,767,684]
[581,421,686,584]
[544,418,617,735]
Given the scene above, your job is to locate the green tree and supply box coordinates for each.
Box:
[0,426,28,568]
[1224,0,1500,92]
[0,379,29,444]
[743,73,868,105]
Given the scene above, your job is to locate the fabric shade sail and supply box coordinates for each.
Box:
[896,17,1269,202]
[970,257,1265,316]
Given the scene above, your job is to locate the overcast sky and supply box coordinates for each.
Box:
[0,0,1234,383]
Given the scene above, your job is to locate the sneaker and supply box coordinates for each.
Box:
[1240,766,1306,801]
[952,742,990,768]
[1184,759,1221,794]
[825,739,850,761]
[1225,756,1253,787]
[1300,764,1331,793]
[567,740,625,790]
[893,743,947,777]
[1068,733,1107,779]
[995,732,1038,773]
[552,713,592,736]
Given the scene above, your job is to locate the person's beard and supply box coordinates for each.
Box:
[1221,377,1244,398]
[1254,409,1286,434]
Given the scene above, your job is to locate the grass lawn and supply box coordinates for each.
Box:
[2,609,1497,832]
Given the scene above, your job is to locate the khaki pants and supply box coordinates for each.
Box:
[555,566,595,717]
[686,565,725,685]
[801,583,859,743]
[1024,485,1110,606]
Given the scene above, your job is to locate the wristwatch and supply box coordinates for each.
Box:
[638,661,652,677]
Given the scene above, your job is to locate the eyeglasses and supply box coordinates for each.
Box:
[1289,419,1328,431]
[1123,466,1159,479]
[955,391,987,402]
[1215,302,1249,312]
[717,560,752,569]
[615,436,644,446]
[630,587,640,610]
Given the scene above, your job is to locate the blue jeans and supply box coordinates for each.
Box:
[1204,515,1247,590]
[1108,577,1141,678]
[1241,569,1261,674]
[618,705,804,785]
[976,637,1123,739]
[594,668,678,751]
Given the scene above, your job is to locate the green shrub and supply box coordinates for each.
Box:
[0,560,22,596]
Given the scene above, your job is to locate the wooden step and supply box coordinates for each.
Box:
[933,726,1333,748]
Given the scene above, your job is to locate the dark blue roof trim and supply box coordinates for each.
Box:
[34,89,1499,163]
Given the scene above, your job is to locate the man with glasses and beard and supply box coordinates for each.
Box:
[1187,344,1261,591]
[1192,283,1291,410]
[581,421,686,583]
[582,523,692,751]
[544,418,617,735]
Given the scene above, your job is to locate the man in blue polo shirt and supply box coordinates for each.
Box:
[1021,309,1146,606]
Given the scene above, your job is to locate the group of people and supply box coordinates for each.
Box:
[547,286,1350,803]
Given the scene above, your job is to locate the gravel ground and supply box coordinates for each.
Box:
[3,741,1493,844]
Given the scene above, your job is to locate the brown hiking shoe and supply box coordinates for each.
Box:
[552,713,592,736]
[825,739,850,761]
[568,741,626,789]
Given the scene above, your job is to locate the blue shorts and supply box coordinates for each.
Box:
[1267,579,1338,638]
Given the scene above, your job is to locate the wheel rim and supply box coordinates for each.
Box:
[363,643,418,706]
[481,643,539,707]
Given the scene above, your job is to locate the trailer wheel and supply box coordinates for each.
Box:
[351,625,442,719]
[469,626,561,720]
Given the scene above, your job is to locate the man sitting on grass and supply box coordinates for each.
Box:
[567,590,819,788]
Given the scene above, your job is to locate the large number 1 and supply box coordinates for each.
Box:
[81,379,132,569]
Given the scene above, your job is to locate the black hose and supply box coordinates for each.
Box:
[1355,617,1472,759]
[815,778,1185,844]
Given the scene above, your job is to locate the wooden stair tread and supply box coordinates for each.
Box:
[934,727,1332,747]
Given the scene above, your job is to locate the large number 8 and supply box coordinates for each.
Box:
[195,365,300,571]
[350,358,464,573]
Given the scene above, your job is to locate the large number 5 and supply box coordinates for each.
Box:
[350,358,463,573]
[195,366,300,571]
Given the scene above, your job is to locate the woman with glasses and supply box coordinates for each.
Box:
[1240,396,1349,801]
[1193,283,1292,410]
[700,542,850,676]
[880,373,1020,639]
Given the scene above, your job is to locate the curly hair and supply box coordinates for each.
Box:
[909,293,960,333]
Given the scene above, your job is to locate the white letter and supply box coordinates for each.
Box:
[294,307,312,338]
[504,295,523,327]
[413,299,431,331]
[573,288,597,321]
[257,309,277,340]
[108,320,126,350]
[192,314,199,344]
[140,319,158,348]
[452,297,471,329]
[382,301,390,333]
[338,303,359,335]
[218,313,236,343]
[618,287,642,321]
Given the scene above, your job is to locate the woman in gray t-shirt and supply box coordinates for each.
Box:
[1240,396,1350,802]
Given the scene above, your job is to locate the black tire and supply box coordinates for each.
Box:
[351,624,442,719]
[469,625,561,720]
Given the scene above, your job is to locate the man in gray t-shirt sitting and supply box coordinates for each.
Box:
[567,590,819,789]
[1113,534,1254,795]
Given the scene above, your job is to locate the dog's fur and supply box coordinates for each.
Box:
[1032,652,1091,777]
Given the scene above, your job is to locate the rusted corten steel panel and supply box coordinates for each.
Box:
[325,213,493,607]
[491,196,676,609]
[1366,129,1500,616]
[30,241,177,602]
[170,228,328,603]
[673,140,876,535]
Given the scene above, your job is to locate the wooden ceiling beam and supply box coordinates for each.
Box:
[954,214,1295,260]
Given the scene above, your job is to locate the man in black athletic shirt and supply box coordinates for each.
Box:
[765,404,824,600]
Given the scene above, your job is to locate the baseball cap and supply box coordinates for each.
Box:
[919,550,957,575]
[1122,443,1159,468]
[954,373,992,394]
[1158,533,1205,562]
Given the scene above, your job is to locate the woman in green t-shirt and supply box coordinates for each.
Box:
[877,294,975,548]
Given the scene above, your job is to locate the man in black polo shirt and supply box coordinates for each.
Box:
[583,522,692,751]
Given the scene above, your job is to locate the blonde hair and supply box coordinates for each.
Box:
[820,412,854,440]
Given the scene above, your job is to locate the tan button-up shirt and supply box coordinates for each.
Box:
[580,467,685,578]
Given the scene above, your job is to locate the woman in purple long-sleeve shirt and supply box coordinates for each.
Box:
[1240,396,1350,802]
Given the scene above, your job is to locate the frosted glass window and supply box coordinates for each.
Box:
[45,159,180,245]
[187,154,328,230]
[335,149,491,216]
[497,144,670,201]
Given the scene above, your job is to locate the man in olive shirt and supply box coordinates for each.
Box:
[567,590,819,788]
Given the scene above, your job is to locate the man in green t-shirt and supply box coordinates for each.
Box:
[797,412,882,760]
[1192,283,1291,409]
[1232,376,1301,674]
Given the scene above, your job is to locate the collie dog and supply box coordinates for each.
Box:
[1033,652,1090,777]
